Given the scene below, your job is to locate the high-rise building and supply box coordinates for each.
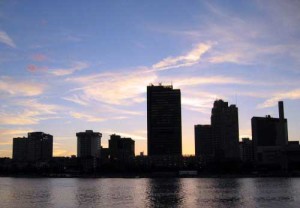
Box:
[194,100,239,161]
[76,130,102,158]
[194,125,214,160]
[13,132,53,162]
[211,100,240,160]
[251,101,288,163]
[147,84,182,156]
[109,134,135,160]
[239,138,254,162]
[13,137,28,161]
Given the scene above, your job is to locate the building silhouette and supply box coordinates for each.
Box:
[194,125,214,161]
[252,101,288,165]
[13,132,53,162]
[147,84,182,156]
[76,130,102,158]
[211,100,240,160]
[109,134,135,161]
[194,100,239,161]
[239,138,254,162]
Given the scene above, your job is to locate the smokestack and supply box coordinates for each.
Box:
[278,101,284,120]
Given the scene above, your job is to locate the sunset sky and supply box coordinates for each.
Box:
[1,0,300,157]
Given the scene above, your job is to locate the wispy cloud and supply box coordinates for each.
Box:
[152,43,212,71]
[171,76,249,88]
[103,129,147,140]
[209,52,243,64]
[63,94,89,106]
[154,1,300,68]
[27,64,48,73]
[0,128,33,136]
[0,99,61,125]
[49,62,89,76]
[70,112,105,122]
[0,31,16,48]
[182,91,224,113]
[31,54,48,62]
[0,77,45,96]
[67,68,157,105]
[100,104,144,116]
[258,88,300,108]
[0,128,33,149]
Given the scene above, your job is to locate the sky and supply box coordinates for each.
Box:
[1,0,300,157]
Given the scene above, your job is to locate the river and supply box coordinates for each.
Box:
[0,177,299,207]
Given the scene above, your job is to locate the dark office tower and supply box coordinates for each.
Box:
[252,101,288,162]
[76,130,102,158]
[239,138,254,162]
[147,84,182,156]
[12,132,53,162]
[211,100,240,160]
[194,125,214,160]
[109,134,135,160]
[13,137,27,161]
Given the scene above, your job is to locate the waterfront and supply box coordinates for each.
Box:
[0,177,300,207]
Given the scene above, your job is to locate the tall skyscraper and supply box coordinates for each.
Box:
[211,100,240,160]
[252,101,288,163]
[109,134,135,160]
[13,132,53,162]
[147,84,182,156]
[194,100,239,161]
[76,130,102,158]
[195,125,214,160]
[239,138,254,162]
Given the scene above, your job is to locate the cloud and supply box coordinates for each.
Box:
[209,53,243,64]
[0,99,61,125]
[31,54,48,61]
[0,128,34,148]
[171,76,249,88]
[0,128,33,136]
[155,1,300,68]
[27,64,48,73]
[258,88,300,108]
[103,129,147,140]
[182,91,224,113]
[67,68,157,105]
[49,62,89,76]
[0,31,16,48]
[152,43,212,71]
[70,112,105,122]
[0,77,45,96]
[101,105,144,116]
[63,94,89,106]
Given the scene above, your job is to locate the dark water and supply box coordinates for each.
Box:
[0,177,300,208]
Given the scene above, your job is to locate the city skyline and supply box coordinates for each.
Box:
[7,97,298,158]
[1,1,300,157]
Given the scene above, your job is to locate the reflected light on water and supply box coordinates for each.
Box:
[1,178,300,207]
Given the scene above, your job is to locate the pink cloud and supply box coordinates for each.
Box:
[31,54,47,61]
[27,64,48,73]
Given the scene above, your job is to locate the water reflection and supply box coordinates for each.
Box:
[6,178,53,208]
[194,178,243,208]
[253,178,295,207]
[1,177,300,207]
[75,179,103,207]
[146,178,183,207]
